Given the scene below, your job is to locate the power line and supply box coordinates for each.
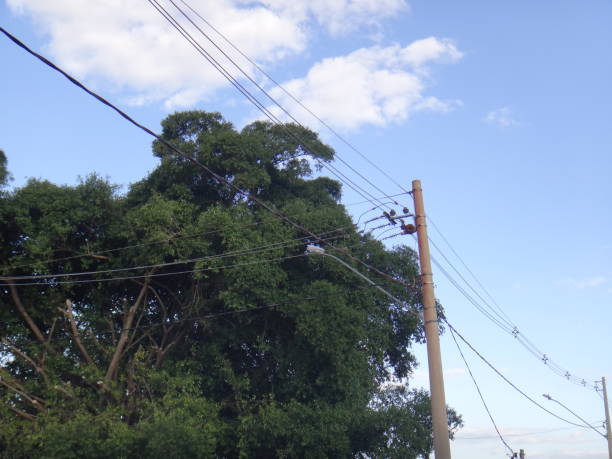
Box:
[1,253,311,286]
[0,26,401,291]
[174,0,409,204]
[454,425,593,440]
[448,325,515,456]
[0,199,394,272]
[442,317,594,429]
[427,228,599,392]
[428,216,514,326]
[428,236,513,330]
[542,393,607,439]
[147,0,395,214]
[0,230,347,281]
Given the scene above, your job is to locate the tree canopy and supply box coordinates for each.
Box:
[0,111,461,458]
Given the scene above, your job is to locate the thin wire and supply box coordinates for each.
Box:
[168,0,402,210]
[442,317,591,429]
[0,230,346,281]
[148,0,393,214]
[178,0,410,198]
[429,252,514,333]
[427,230,599,391]
[543,394,607,439]
[448,325,515,455]
[0,207,362,271]
[343,192,409,207]
[428,236,513,330]
[454,425,590,440]
[428,216,514,326]
[2,253,308,287]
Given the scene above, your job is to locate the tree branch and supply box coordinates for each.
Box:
[9,406,36,421]
[0,375,45,411]
[1,338,49,384]
[5,281,53,353]
[105,278,149,381]
[61,299,95,366]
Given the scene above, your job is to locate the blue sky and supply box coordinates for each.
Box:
[2,1,611,457]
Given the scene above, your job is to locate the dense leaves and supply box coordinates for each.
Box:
[0,112,461,458]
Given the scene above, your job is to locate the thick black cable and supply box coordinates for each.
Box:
[448,326,515,456]
[0,23,388,280]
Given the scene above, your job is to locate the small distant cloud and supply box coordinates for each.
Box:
[485,106,518,127]
[556,276,607,289]
[444,367,467,377]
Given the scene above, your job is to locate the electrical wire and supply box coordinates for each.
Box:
[1,253,309,287]
[177,0,411,198]
[428,216,514,326]
[0,202,378,272]
[0,230,347,281]
[426,229,599,391]
[448,325,515,456]
[166,0,402,210]
[454,425,592,440]
[442,317,593,429]
[428,236,513,330]
[542,394,607,439]
[0,26,400,294]
[147,0,394,215]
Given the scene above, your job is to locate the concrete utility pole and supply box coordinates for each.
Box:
[412,179,451,459]
[602,377,612,459]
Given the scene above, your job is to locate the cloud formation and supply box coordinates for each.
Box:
[267,38,463,130]
[7,0,461,129]
[485,106,518,127]
[556,276,607,289]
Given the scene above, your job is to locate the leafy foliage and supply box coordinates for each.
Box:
[0,112,461,458]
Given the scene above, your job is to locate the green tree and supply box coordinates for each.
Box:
[0,150,10,188]
[0,111,461,458]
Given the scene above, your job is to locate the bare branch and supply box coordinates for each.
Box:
[1,338,49,384]
[61,299,95,366]
[5,282,53,353]
[105,278,150,381]
[9,406,36,421]
[0,375,45,411]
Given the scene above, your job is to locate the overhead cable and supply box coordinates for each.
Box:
[448,325,515,456]
[166,0,400,208]
[0,26,394,290]
[147,0,394,213]
[443,318,593,429]
[177,0,411,197]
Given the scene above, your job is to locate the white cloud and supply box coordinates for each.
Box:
[6,0,308,108]
[485,106,518,127]
[249,0,409,35]
[556,277,607,289]
[266,38,463,130]
[7,1,461,128]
